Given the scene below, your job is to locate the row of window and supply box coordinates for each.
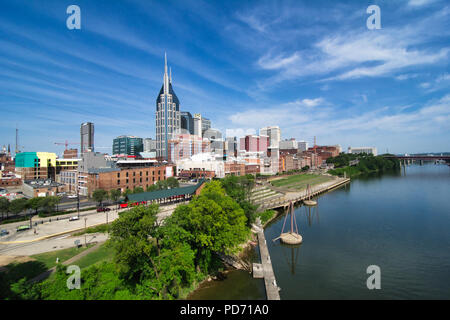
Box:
[117,170,161,178]
[117,176,161,185]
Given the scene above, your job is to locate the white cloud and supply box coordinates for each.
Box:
[227,94,450,145]
[408,0,436,7]
[254,6,449,88]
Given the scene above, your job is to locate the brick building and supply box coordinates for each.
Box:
[82,165,170,196]
[245,164,261,175]
[224,162,246,176]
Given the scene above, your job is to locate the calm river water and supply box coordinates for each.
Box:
[188,164,450,299]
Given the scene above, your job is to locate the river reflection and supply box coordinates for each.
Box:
[188,164,450,300]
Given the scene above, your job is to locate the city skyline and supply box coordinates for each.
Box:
[1,0,449,155]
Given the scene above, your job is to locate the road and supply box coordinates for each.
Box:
[0,202,181,256]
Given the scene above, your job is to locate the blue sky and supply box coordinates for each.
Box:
[0,0,449,156]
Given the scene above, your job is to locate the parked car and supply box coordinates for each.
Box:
[0,229,9,236]
[16,225,31,232]
[69,216,79,221]
[97,207,111,212]
[67,194,78,199]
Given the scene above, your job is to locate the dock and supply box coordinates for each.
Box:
[254,226,280,300]
[257,177,350,211]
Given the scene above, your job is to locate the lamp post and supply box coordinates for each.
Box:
[84,217,87,247]
[77,185,80,218]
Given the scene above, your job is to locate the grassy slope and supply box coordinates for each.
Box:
[75,243,115,269]
[271,174,333,190]
[31,245,94,270]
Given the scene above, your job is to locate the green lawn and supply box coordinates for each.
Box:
[271,174,333,190]
[75,243,115,269]
[31,245,94,270]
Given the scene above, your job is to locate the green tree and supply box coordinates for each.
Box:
[39,196,59,214]
[92,189,108,207]
[165,177,179,189]
[109,204,160,282]
[169,181,248,272]
[27,197,43,216]
[9,198,28,216]
[146,184,158,192]
[109,189,122,211]
[0,197,9,220]
[221,175,257,226]
[133,186,144,194]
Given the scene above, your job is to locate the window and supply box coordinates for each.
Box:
[117,173,120,178]
[117,180,120,185]
[126,172,129,177]
[133,178,135,183]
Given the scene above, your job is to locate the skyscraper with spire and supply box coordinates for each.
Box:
[156,53,180,160]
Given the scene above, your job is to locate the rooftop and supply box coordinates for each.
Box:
[126,180,205,202]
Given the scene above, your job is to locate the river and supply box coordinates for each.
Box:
[188,164,450,299]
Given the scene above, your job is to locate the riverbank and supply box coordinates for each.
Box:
[185,164,450,299]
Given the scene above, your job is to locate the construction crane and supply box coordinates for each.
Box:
[54,140,80,150]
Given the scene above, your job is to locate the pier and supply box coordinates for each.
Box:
[257,177,350,211]
[253,224,281,300]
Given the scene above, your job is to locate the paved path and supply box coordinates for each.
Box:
[255,223,280,300]
[29,241,104,283]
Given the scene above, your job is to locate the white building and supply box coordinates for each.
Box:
[279,139,298,150]
[175,153,225,178]
[348,147,377,156]
[143,138,157,153]
[260,126,281,149]
[193,114,202,137]
[297,141,309,152]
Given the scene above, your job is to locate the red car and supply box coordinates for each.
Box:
[96,207,111,212]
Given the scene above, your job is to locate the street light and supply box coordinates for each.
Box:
[84,217,87,247]
[77,185,80,218]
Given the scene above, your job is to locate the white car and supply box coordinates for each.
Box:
[67,195,78,199]
[69,216,79,221]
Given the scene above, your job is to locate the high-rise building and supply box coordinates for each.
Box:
[239,135,269,153]
[180,111,194,135]
[260,126,281,148]
[298,141,309,152]
[112,135,143,156]
[80,122,94,155]
[143,138,157,153]
[226,137,238,158]
[156,54,181,160]
[193,114,202,137]
[167,133,211,163]
[202,117,211,135]
[279,139,298,150]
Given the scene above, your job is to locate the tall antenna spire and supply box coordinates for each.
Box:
[163,52,169,95]
[170,67,172,84]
